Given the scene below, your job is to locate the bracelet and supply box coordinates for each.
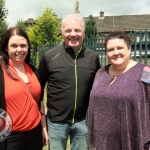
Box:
[40,112,45,115]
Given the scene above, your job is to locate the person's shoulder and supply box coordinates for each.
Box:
[28,63,40,78]
[84,47,98,56]
[96,65,107,73]
[141,65,150,84]
[85,47,96,52]
[45,44,63,55]
[42,44,64,64]
[28,63,37,71]
[143,65,150,72]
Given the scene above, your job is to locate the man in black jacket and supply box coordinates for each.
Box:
[38,13,100,150]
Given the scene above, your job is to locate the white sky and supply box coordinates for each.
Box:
[5,0,150,27]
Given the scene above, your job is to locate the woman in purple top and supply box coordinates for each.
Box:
[87,31,150,150]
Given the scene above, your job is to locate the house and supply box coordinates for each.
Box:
[23,18,35,29]
[84,11,150,34]
[24,11,150,33]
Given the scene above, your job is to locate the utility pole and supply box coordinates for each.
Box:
[74,0,80,14]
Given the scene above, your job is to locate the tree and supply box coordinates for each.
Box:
[0,0,7,22]
[85,14,97,39]
[16,19,26,31]
[0,0,8,44]
[27,7,62,48]
[0,21,7,43]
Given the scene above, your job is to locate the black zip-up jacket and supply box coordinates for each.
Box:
[38,43,100,123]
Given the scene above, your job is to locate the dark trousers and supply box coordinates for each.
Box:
[1,124,43,150]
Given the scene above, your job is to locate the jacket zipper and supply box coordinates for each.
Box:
[72,47,82,123]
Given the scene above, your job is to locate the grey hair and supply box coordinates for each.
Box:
[61,14,85,31]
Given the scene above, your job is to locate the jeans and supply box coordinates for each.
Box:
[47,118,88,150]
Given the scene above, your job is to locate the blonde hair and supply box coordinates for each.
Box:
[61,14,85,31]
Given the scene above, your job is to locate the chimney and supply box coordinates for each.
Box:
[28,18,33,21]
[53,13,57,17]
[99,11,104,17]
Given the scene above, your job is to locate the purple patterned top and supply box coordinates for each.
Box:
[87,63,150,150]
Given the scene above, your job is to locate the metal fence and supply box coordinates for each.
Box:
[31,29,150,67]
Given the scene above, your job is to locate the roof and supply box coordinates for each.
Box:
[23,18,35,25]
[23,14,150,33]
[84,14,150,33]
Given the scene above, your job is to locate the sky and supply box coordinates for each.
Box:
[5,0,150,27]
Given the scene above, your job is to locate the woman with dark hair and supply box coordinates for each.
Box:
[87,31,150,150]
[0,27,48,150]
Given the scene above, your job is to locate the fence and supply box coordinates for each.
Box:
[31,29,150,67]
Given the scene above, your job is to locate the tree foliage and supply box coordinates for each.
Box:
[85,14,97,39]
[16,19,26,31]
[27,7,62,48]
[0,21,7,43]
[0,0,8,44]
[0,0,7,22]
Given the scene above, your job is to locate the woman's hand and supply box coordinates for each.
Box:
[40,101,49,146]
[42,127,49,146]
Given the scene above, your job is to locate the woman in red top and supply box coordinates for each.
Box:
[0,27,48,150]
